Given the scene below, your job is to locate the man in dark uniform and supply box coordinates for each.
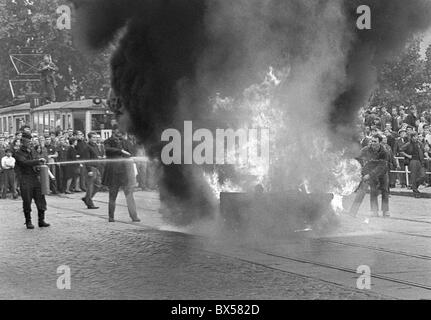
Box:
[82,132,102,209]
[14,133,50,229]
[349,135,390,217]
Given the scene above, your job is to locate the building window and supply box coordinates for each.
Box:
[68,114,72,130]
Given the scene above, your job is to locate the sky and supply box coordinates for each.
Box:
[420,29,431,59]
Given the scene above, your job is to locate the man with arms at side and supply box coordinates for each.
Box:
[14,133,50,229]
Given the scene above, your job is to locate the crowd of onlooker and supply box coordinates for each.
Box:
[0,125,158,199]
[358,104,431,190]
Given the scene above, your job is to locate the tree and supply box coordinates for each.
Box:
[0,0,113,105]
[371,38,428,111]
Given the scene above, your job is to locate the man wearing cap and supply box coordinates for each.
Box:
[19,125,31,135]
[14,132,50,229]
[8,134,14,148]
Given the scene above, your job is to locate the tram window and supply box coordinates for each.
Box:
[49,111,55,130]
[8,116,12,132]
[55,112,61,130]
[43,112,49,130]
[37,113,43,133]
[91,113,114,131]
[35,113,40,132]
[32,113,36,130]
[73,111,85,133]
[68,114,72,129]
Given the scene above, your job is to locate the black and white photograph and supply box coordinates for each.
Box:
[0,0,431,306]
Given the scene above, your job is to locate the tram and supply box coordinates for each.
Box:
[0,98,115,138]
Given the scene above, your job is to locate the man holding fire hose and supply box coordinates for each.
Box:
[349,134,392,218]
[14,133,50,229]
[102,125,140,223]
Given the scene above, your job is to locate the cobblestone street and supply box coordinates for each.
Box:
[0,190,400,300]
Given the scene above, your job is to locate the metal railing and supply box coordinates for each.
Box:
[390,157,431,186]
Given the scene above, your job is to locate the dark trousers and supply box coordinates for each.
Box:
[398,159,407,186]
[55,164,66,193]
[136,163,147,189]
[20,177,47,221]
[0,171,4,195]
[48,164,58,194]
[80,166,87,191]
[2,169,17,198]
[41,79,56,102]
[389,167,397,187]
[108,185,138,220]
[410,160,426,192]
[85,168,101,206]
[426,160,431,184]
[370,172,389,213]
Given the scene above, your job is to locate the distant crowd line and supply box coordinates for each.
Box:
[358,104,431,193]
[0,126,157,200]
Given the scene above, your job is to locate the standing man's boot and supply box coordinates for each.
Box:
[24,212,34,229]
[108,212,115,222]
[108,199,115,222]
[38,211,51,228]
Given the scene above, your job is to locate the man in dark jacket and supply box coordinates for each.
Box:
[14,133,50,229]
[362,135,391,217]
[405,106,419,130]
[55,136,69,193]
[400,133,426,197]
[82,132,102,209]
[350,135,390,217]
[102,126,140,222]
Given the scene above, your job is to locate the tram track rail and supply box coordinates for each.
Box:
[315,238,431,261]
[252,248,431,292]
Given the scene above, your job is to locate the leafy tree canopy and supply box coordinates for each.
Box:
[371,37,431,113]
[0,0,113,106]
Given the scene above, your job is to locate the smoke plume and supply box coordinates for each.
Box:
[71,0,431,225]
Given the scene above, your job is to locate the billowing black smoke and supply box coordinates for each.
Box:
[71,0,431,225]
[331,0,431,142]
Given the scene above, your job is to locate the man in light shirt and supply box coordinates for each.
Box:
[424,125,431,145]
[1,149,18,199]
